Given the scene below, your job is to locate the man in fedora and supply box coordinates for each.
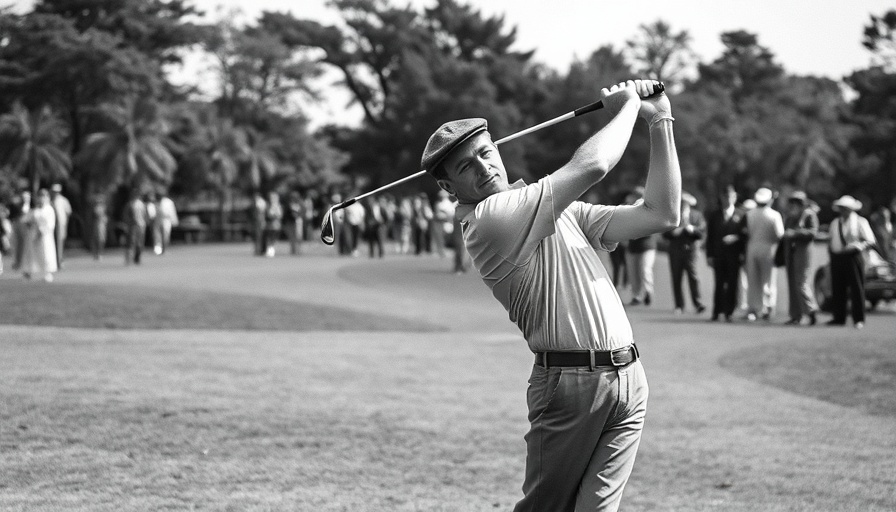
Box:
[827,195,875,329]
[422,80,679,512]
[743,187,784,321]
[782,191,820,325]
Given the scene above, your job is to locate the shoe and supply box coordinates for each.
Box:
[696,305,706,314]
[825,320,845,326]
[629,298,642,306]
[44,273,54,283]
[746,313,757,322]
[855,322,865,330]
[710,314,719,322]
[674,308,683,315]
[644,293,652,306]
[785,318,800,325]
[808,312,817,326]
[725,315,733,323]
[761,311,771,321]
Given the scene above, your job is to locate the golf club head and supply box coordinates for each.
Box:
[319,198,356,246]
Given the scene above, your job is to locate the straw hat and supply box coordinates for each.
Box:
[753,187,773,205]
[832,195,862,212]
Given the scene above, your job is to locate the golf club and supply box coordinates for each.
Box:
[320,82,665,245]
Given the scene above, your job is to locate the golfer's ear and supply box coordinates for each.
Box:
[437,179,455,197]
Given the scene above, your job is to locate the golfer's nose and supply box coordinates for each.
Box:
[472,157,490,175]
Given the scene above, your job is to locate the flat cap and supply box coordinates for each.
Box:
[421,118,488,173]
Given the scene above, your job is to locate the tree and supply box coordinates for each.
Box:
[625,20,695,89]
[863,9,896,72]
[77,97,176,195]
[0,102,71,195]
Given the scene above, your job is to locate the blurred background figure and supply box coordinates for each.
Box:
[743,188,783,321]
[412,193,432,255]
[343,194,365,257]
[706,186,744,322]
[49,183,71,269]
[363,197,386,258]
[663,191,707,314]
[301,190,317,242]
[432,190,454,258]
[397,196,413,254]
[608,191,629,290]
[0,205,12,275]
[251,193,268,256]
[782,191,819,325]
[9,190,31,271]
[123,191,148,266]
[827,195,875,329]
[736,198,757,314]
[625,189,658,306]
[264,191,283,257]
[284,191,305,255]
[21,189,58,281]
[869,200,894,264]
[154,191,179,255]
[88,194,108,260]
[144,192,158,252]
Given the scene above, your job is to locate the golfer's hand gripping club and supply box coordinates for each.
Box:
[320,81,665,245]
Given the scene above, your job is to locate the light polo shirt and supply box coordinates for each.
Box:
[456,176,633,352]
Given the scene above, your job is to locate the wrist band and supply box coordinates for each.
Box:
[649,113,674,128]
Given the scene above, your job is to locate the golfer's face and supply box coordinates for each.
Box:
[442,132,508,203]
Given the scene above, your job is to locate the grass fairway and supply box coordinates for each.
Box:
[1,243,895,511]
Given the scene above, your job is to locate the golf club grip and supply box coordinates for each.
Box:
[573,82,666,117]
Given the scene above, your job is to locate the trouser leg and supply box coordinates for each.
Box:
[830,254,848,323]
[641,250,656,298]
[847,254,866,323]
[684,250,702,309]
[669,250,685,309]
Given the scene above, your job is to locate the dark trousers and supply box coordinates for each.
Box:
[669,248,703,310]
[712,254,740,318]
[829,251,865,324]
[610,246,627,287]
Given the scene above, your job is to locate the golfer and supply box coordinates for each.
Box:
[421,79,680,511]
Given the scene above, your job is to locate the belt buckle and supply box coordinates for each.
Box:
[609,346,630,367]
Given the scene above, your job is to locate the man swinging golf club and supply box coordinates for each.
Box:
[422,79,680,512]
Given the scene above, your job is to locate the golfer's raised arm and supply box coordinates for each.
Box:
[548,81,641,212]
[603,82,682,243]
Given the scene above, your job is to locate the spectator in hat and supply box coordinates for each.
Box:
[9,190,31,270]
[625,188,659,306]
[868,201,894,263]
[826,195,875,329]
[49,183,72,269]
[782,191,820,325]
[663,191,707,314]
[21,189,58,281]
[706,186,745,322]
[743,187,784,321]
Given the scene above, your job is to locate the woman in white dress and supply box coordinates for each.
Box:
[21,189,58,282]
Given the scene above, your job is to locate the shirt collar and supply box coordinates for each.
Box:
[455,179,526,221]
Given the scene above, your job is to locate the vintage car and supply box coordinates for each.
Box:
[814,246,896,312]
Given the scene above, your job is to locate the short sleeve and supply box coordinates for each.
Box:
[567,201,619,252]
[468,177,556,265]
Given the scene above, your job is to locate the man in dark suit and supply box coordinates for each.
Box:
[663,192,707,314]
[706,186,745,321]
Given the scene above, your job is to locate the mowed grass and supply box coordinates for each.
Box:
[2,249,896,511]
[0,280,440,332]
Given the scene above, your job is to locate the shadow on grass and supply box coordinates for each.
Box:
[0,280,443,332]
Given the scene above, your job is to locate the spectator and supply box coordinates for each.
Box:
[154,191,179,255]
[21,189,58,281]
[608,193,629,289]
[49,183,72,269]
[397,196,413,254]
[663,192,706,314]
[302,190,317,242]
[706,186,745,322]
[625,190,658,306]
[412,193,433,255]
[264,191,283,258]
[251,193,268,256]
[284,191,304,255]
[743,187,784,321]
[145,192,158,251]
[869,202,894,263]
[123,191,148,265]
[0,205,11,275]
[344,196,366,257]
[737,198,757,313]
[826,195,875,329]
[88,194,108,260]
[9,190,31,271]
[432,190,454,257]
[363,197,386,258]
[782,191,820,325]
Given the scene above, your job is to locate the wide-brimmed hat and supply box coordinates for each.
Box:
[421,118,488,174]
[832,195,862,212]
[788,190,808,204]
[753,187,773,205]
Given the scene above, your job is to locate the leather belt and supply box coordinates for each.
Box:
[535,344,639,370]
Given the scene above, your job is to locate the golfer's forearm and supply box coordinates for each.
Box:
[641,120,681,228]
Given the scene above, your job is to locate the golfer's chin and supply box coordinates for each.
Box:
[477,177,508,197]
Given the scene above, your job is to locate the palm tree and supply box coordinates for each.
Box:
[0,102,72,195]
[77,97,176,196]
[242,127,282,195]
